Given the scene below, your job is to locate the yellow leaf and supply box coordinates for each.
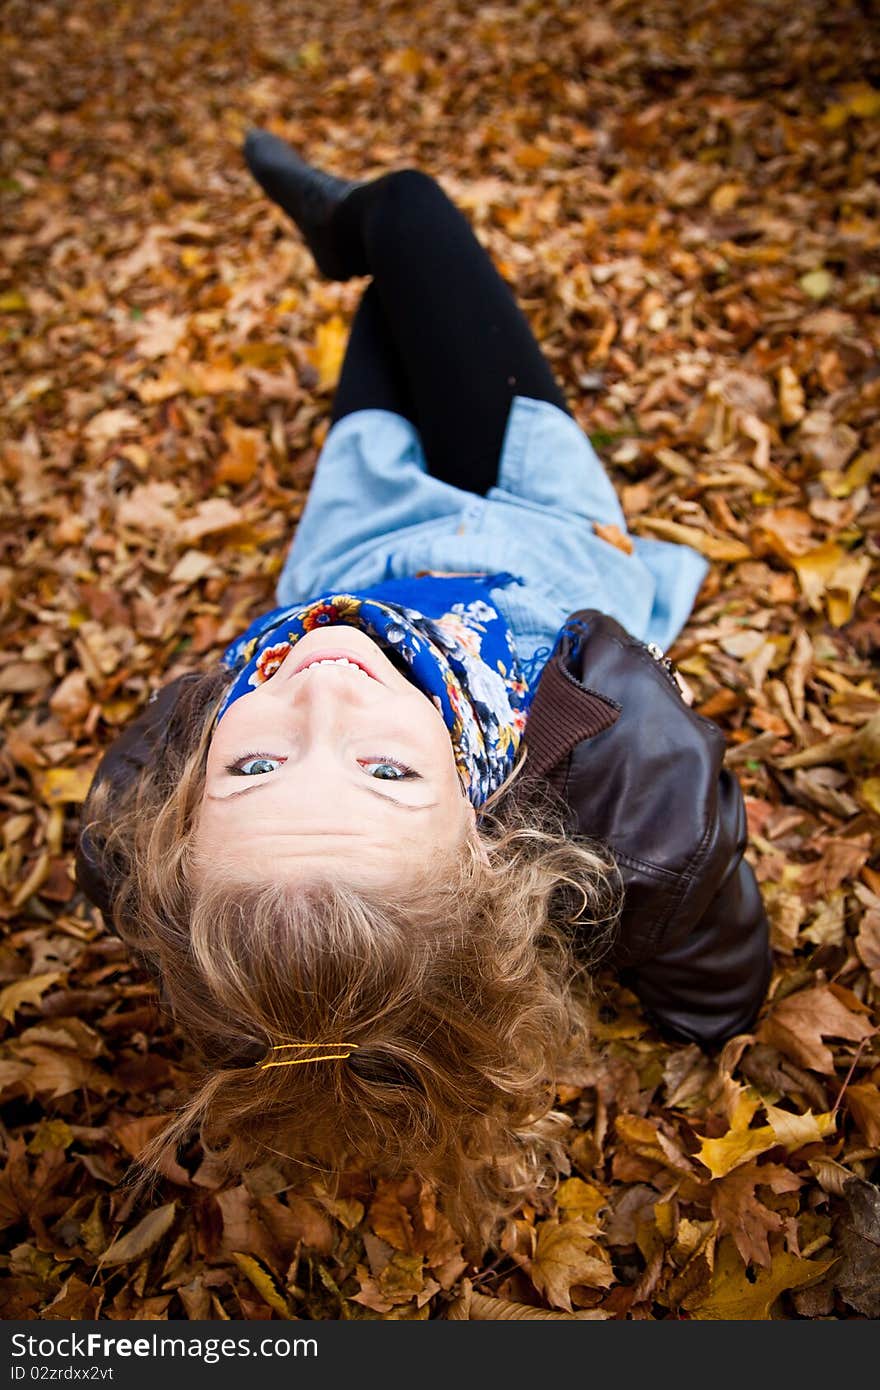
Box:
[615,1114,692,1171]
[556,1179,607,1227]
[728,1087,763,1130]
[0,289,29,312]
[36,764,98,806]
[635,517,751,562]
[378,1251,426,1302]
[382,46,424,77]
[859,778,880,816]
[695,1124,777,1179]
[231,1252,294,1318]
[777,364,805,425]
[234,340,289,367]
[826,552,872,627]
[529,1218,614,1312]
[820,102,849,131]
[0,972,63,1023]
[28,1118,74,1154]
[821,447,879,499]
[792,541,845,611]
[765,1105,836,1151]
[710,182,745,213]
[309,315,347,392]
[689,1237,836,1320]
[847,84,880,118]
[799,269,833,300]
[298,40,323,68]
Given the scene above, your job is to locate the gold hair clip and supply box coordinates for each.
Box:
[259,1042,358,1069]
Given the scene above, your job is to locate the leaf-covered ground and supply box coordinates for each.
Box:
[1,0,879,1321]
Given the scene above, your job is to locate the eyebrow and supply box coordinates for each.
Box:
[206,781,439,812]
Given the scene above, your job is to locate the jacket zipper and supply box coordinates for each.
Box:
[645,641,689,701]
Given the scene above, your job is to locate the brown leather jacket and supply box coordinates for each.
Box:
[75,609,771,1050]
[518,610,771,1047]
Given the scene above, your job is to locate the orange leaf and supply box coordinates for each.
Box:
[592,521,634,554]
[309,315,347,392]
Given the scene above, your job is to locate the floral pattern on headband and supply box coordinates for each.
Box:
[217,573,531,807]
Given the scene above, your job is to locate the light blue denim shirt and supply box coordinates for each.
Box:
[276,396,709,686]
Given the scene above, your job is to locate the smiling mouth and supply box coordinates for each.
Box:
[290,652,379,681]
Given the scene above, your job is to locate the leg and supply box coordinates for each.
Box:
[330,282,416,426]
[330,170,571,495]
[242,133,571,495]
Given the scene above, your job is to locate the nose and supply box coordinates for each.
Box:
[278,661,378,731]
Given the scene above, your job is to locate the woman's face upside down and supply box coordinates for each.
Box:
[195,626,476,887]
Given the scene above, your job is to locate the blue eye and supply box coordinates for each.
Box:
[361,757,418,781]
[230,756,282,776]
[368,762,404,781]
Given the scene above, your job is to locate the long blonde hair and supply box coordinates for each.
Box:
[84,670,622,1250]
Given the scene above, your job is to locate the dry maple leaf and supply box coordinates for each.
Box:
[688,1236,837,1320]
[757,984,876,1073]
[0,972,64,1024]
[528,1217,615,1313]
[710,1161,802,1267]
[368,1185,416,1252]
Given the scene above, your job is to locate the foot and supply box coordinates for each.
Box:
[243,127,366,279]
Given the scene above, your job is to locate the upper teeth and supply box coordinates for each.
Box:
[295,657,370,677]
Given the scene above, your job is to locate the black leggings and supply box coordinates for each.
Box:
[327,170,571,497]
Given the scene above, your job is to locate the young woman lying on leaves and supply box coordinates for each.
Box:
[76,132,771,1250]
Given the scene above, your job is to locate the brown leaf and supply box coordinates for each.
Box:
[368,1186,415,1252]
[13,1045,113,1100]
[845,1083,880,1147]
[178,498,244,544]
[214,421,265,486]
[529,1218,615,1313]
[459,1287,607,1320]
[99,1203,177,1268]
[256,1193,335,1256]
[42,1275,104,1320]
[635,517,751,562]
[710,1162,802,1268]
[834,1179,880,1318]
[757,984,876,1073]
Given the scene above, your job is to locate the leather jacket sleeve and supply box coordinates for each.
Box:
[524,611,772,1049]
